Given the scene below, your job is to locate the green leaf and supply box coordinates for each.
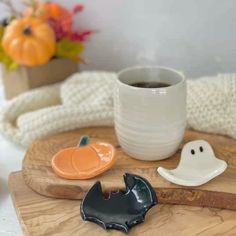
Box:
[55,38,84,61]
[0,26,18,70]
[0,44,19,70]
[0,26,4,39]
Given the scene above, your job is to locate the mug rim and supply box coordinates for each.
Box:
[117,65,185,91]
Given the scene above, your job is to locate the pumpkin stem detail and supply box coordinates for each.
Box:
[23,26,32,35]
[78,135,90,147]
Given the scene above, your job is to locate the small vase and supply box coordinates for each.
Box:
[2,58,79,99]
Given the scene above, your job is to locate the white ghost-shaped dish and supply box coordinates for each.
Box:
[157,140,227,186]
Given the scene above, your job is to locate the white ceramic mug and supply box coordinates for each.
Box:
[114,66,186,161]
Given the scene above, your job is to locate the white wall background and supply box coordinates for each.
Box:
[1,0,236,77]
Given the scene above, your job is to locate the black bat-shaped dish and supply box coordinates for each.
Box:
[80,173,158,233]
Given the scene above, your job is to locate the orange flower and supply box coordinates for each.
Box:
[24,2,72,20]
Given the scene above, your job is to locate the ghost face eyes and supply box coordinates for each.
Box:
[190,146,204,155]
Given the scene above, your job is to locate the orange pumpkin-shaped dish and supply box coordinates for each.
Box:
[2,17,55,66]
[51,136,117,180]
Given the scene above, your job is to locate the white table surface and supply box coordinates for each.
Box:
[0,85,24,236]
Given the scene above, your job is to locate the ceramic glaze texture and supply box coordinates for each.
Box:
[80,173,157,233]
[157,140,227,186]
[114,66,186,160]
[51,140,116,180]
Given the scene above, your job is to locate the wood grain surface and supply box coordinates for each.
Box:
[22,127,236,210]
[9,171,236,236]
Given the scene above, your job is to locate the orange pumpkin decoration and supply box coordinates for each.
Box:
[2,17,55,66]
[51,137,117,180]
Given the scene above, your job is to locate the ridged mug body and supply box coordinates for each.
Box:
[114,66,186,161]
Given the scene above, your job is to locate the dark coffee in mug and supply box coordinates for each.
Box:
[130,81,171,88]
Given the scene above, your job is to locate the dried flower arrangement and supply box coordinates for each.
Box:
[0,0,93,69]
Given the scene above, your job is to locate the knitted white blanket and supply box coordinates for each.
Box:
[0,71,235,146]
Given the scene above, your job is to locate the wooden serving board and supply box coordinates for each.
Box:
[9,171,236,236]
[22,127,236,210]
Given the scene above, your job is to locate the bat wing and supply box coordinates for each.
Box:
[80,181,104,221]
[80,181,131,233]
[124,172,158,209]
